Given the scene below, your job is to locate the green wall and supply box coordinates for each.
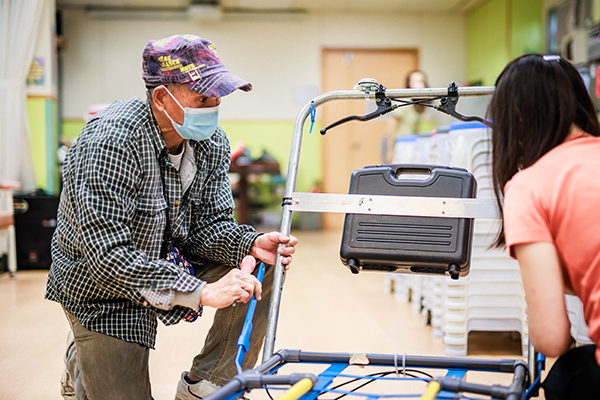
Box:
[467,0,509,86]
[221,120,322,193]
[467,0,543,86]
[27,97,59,194]
[60,119,322,193]
[511,0,543,58]
[62,119,86,143]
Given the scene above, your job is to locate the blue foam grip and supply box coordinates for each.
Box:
[235,262,266,374]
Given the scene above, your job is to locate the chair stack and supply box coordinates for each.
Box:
[440,122,528,357]
[387,132,435,320]
[383,122,529,357]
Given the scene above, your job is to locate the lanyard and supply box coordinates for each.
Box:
[161,160,202,322]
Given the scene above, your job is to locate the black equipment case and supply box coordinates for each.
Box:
[340,164,476,279]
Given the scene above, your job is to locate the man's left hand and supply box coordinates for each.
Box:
[249,232,298,269]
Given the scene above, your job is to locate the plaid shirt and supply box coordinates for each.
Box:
[45,98,259,348]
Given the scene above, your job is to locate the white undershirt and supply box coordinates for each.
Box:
[168,140,197,194]
[168,142,185,170]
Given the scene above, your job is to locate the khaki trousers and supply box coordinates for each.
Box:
[64,262,273,399]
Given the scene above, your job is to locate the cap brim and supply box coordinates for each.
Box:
[185,71,252,98]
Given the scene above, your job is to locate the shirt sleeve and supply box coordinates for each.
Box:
[503,178,554,258]
[139,283,206,311]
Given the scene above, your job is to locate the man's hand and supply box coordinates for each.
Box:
[200,256,262,309]
[249,232,298,269]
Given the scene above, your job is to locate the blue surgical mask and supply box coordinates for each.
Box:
[162,87,220,141]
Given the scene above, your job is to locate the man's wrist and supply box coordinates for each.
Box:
[248,232,264,260]
[173,281,206,311]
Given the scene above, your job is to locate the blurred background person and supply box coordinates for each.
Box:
[382,70,439,164]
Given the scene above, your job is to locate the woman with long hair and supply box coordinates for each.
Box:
[489,53,600,399]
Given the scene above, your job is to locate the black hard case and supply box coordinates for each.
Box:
[340,164,476,278]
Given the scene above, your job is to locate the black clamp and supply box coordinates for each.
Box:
[435,82,493,128]
[281,197,293,207]
[319,84,394,135]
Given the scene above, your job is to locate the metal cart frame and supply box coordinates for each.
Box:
[264,82,497,360]
[211,82,544,400]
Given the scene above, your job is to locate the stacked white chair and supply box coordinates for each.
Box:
[384,121,599,358]
[384,128,449,333]
[428,127,450,166]
[440,121,528,357]
[384,123,529,356]
[424,128,450,335]
[385,133,432,315]
[391,134,419,164]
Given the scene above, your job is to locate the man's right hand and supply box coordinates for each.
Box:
[200,256,262,309]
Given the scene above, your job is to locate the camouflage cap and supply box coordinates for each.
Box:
[142,34,252,97]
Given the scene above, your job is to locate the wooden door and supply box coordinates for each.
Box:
[321,49,419,229]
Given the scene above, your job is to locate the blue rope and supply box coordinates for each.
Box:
[309,101,316,134]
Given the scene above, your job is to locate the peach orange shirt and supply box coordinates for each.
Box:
[504,132,600,362]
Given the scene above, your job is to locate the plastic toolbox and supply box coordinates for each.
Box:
[340,164,476,279]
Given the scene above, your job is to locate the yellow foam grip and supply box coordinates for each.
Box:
[420,380,441,400]
[274,378,314,400]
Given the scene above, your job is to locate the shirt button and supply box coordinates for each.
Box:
[174,200,180,206]
[143,301,148,307]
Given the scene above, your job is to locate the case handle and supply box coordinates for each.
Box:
[391,165,436,182]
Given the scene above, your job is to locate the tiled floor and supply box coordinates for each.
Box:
[0,229,540,400]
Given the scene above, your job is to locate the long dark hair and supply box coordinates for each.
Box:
[489,54,600,247]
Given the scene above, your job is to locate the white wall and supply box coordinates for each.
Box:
[61,9,467,120]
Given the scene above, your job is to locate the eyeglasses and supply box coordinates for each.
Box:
[542,54,561,62]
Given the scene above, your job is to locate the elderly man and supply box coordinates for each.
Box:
[46,34,297,400]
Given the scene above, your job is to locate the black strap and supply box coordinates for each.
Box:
[160,158,174,256]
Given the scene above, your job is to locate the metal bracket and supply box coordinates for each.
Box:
[288,192,500,219]
[435,82,493,128]
[320,83,394,135]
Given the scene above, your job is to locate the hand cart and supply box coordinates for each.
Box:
[209,81,544,400]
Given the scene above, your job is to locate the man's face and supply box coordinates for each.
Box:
[163,85,221,125]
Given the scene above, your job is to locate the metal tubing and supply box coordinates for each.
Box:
[246,349,526,400]
[436,363,526,399]
[294,350,520,372]
[255,350,293,374]
[263,86,496,361]
[506,363,528,400]
[203,373,317,400]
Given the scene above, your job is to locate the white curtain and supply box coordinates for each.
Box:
[0,0,45,190]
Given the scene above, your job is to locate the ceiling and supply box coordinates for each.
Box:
[56,0,489,17]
